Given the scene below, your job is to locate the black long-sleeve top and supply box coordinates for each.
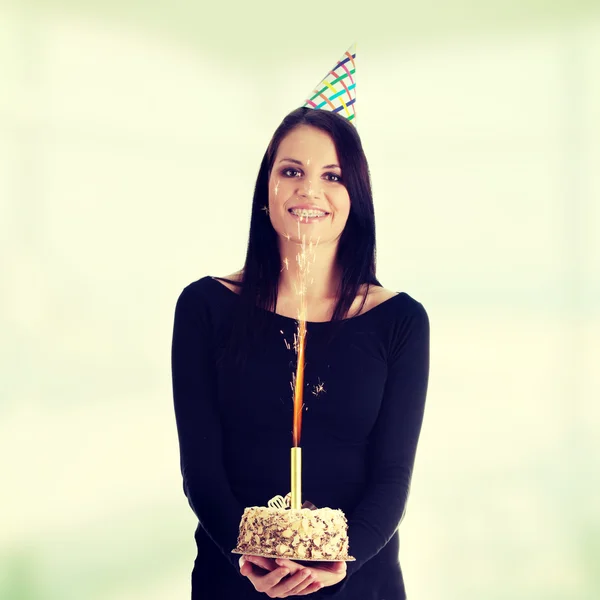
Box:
[171,276,430,599]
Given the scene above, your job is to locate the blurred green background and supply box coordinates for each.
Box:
[1,1,599,599]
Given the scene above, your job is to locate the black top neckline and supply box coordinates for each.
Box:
[208,276,402,326]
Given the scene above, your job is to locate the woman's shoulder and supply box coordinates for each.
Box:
[355,284,417,314]
[365,285,398,306]
[176,272,242,308]
[359,284,427,323]
[181,271,241,292]
[211,271,243,294]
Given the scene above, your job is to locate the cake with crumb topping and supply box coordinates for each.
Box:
[233,505,351,560]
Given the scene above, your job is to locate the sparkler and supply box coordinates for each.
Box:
[289,220,318,510]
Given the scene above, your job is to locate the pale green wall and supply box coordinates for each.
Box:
[1,2,599,599]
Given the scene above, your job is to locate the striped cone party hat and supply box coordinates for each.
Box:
[303,43,357,124]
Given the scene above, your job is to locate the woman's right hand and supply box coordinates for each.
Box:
[239,555,322,597]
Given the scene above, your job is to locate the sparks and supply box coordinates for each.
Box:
[312,380,326,397]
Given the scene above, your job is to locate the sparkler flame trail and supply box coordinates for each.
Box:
[291,224,318,447]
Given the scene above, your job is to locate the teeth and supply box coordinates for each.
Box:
[290,209,327,218]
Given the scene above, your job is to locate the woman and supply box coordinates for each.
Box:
[171,107,430,599]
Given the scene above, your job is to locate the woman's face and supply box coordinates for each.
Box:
[268,125,350,246]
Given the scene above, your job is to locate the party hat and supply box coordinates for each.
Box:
[303,43,357,124]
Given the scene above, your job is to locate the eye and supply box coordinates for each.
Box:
[282,167,302,178]
[324,172,343,183]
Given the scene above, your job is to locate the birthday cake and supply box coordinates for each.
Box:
[234,505,351,560]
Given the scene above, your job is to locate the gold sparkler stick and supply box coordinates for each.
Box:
[291,317,306,509]
[290,447,302,510]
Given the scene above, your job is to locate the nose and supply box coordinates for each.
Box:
[297,178,319,198]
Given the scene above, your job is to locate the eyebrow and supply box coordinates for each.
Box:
[278,158,341,170]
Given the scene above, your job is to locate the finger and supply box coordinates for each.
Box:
[283,570,317,596]
[275,558,303,573]
[259,566,290,592]
[313,560,346,574]
[270,568,312,597]
[241,562,281,587]
[245,555,276,572]
[294,580,323,596]
[241,561,268,579]
[239,561,253,577]
[330,560,346,573]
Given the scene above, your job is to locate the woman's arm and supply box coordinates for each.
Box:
[323,302,431,595]
[171,284,244,574]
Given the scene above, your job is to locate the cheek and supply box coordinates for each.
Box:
[268,178,285,206]
[335,192,351,219]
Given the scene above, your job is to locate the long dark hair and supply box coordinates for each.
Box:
[223,107,380,366]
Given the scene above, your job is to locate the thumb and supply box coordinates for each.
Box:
[331,561,346,573]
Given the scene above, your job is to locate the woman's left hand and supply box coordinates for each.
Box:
[241,555,346,591]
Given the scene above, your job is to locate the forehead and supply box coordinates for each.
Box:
[276,125,339,162]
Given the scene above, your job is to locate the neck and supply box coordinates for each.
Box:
[277,236,341,301]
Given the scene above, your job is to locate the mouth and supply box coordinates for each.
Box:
[288,207,330,221]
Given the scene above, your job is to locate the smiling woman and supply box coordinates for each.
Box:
[170,106,430,599]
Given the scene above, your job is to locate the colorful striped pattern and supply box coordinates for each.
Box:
[303,43,357,124]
